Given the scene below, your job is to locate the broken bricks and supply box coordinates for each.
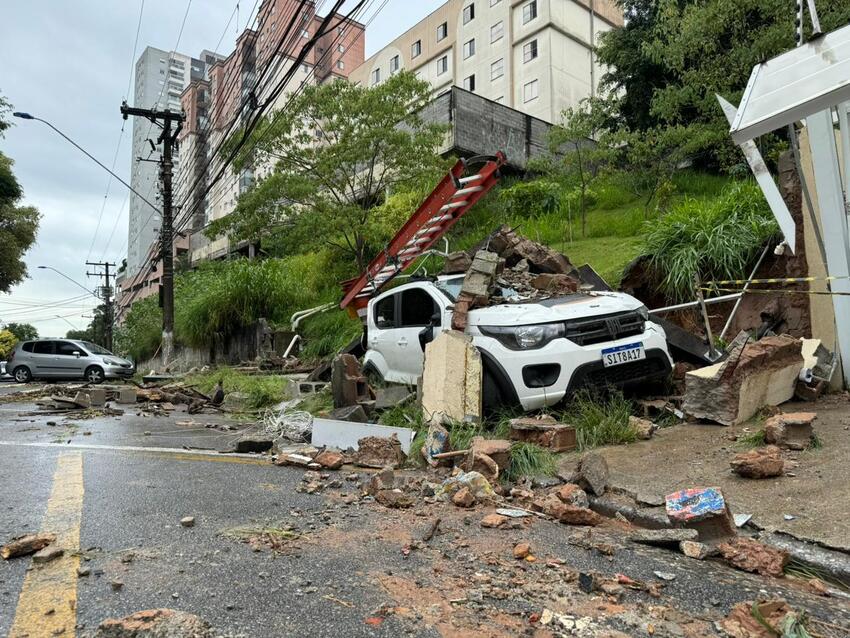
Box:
[730,446,785,479]
[763,412,816,450]
[665,487,736,543]
[508,415,577,452]
[94,609,213,638]
[353,434,406,469]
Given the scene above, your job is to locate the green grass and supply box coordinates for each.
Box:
[504,442,557,482]
[736,429,767,448]
[562,390,637,450]
[555,236,644,287]
[181,367,291,410]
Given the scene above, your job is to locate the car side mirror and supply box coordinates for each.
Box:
[73,351,81,358]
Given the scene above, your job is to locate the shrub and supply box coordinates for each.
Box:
[566,390,637,450]
[642,180,779,301]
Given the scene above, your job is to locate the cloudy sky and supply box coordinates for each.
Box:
[0,0,442,340]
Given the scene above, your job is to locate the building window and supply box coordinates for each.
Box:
[523,0,538,24]
[437,22,448,41]
[372,68,381,85]
[463,3,475,24]
[463,38,475,59]
[490,58,504,81]
[463,74,476,91]
[337,60,345,70]
[390,55,400,73]
[490,21,503,43]
[437,55,448,75]
[302,29,310,38]
[523,78,539,102]
[411,39,422,58]
[338,44,345,53]
[523,39,538,63]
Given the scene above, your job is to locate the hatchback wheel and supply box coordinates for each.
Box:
[13,366,32,383]
[85,366,105,384]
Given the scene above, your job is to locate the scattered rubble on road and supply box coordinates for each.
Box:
[93,608,213,638]
[1,532,57,559]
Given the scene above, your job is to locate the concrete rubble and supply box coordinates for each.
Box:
[729,445,785,479]
[763,412,816,450]
[420,330,482,426]
[665,487,737,542]
[682,332,805,425]
[508,415,577,451]
[717,538,790,578]
[94,608,213,638]
[1,532,56,559]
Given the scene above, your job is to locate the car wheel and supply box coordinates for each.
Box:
[85,366,105,384]
[13,366,32,383]
[363,363,385,387]
[482,369,505,413]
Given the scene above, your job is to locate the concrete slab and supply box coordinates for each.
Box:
[310,418,416,454]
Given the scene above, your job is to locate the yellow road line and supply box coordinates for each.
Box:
[10,452,84,638]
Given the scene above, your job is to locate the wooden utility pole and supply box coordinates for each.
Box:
[120,101,184,365]
[85,260,116,350]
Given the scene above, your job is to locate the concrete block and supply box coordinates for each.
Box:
[88,387,107,407]
[421,331,482,426]
[683,334,804,425]
[331,354,369,409]
[297,381,327,396]
[509,416,577,452]
[117,388,138,404]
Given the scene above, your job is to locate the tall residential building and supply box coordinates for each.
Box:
[187,0,365,264]
[126,46,211,278]
[347,0,623,123]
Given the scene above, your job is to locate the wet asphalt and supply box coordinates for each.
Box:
[0,385,849,636]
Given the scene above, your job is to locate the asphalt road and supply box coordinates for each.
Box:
[1,388,849,637]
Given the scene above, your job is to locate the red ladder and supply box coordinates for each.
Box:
[340,152,507,312]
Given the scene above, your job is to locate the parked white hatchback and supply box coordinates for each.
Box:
[362,275,673,411]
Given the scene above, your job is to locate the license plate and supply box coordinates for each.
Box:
[601,342,645,367]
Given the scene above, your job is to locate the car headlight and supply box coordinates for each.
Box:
[479,323,565,350]
[104,358,121,366]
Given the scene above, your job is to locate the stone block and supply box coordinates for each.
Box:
[421,331,482,426]
[329,405,369,423]
[631,528,699,547]
[117,388,138,404]
[331,354,369,409]
[764,412,816,450]
[729,445,785,479]
[575,452,608,496]
[89,387,107,407]
[683,334,804,425]
[666,487,736,542]
[442,251,472,274]
[509,416,576,452]
[374,386,415,411]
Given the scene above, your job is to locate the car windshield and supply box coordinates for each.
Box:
[436,276,521,302]
[82,342,113,356]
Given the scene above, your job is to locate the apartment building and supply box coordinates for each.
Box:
[186,0,365,264]
[347,0,622,124]
[126,47,215,278]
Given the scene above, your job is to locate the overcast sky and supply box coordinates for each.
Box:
[0,0,442,340]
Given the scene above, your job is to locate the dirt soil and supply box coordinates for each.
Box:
[569,395,850,551]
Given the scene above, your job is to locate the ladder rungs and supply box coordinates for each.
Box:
[453,186,484,198]
[440,201,467,212]
[458,174,483,185]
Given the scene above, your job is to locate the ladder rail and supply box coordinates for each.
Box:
[339,153,506,310]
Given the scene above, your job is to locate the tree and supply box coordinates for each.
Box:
[0,91,40,292]
[206,71,449,270]
[3,322,38,341]
[67,304,109,347]
[595,0,850,169]
[537,99,616,238]
[0,329,16,360]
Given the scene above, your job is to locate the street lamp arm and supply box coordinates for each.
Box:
[12,112,163,215]
[37,266,100,301]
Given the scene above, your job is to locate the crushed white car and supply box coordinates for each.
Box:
[363,275,673,411]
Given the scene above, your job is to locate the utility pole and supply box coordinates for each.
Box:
[120,101,184,366]
[86,261,116,350]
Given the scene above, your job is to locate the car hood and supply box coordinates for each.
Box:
[466,292,645,327]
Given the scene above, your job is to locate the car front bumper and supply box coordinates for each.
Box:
[104,365,135,379]
[475,324,673,411]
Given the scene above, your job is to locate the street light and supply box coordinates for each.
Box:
[12,112,163,214]
[36,266,99,300]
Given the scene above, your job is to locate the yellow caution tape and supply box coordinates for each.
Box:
[705,275,846,285]
[701,287,850,297]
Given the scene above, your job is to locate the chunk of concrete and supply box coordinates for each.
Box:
[631,528,699,547]
[764,412,816,450]
[469,437,511,470]
[353,435,406,469]
[311,419,416,454]
[730,445,785,479]
[421,331,482,426]
[89,387,107,407]
[575,452,609,497]
[509,416,576,452]
[331,354,369,409]
[117,388,138,404]
[374,386,415,411]
[683,333,804,425]
[329,405,368,423]
[666,487,736,542]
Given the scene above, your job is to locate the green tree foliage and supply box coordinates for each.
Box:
[206,71,449,270]
[3,322,38,341]
[114,297,161,362]
[0,329,16,359]
[643,180,779,300]
[596,0,850,169]
[0,92,40,293]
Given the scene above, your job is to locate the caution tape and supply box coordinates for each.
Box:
[701,287,850,297]
[705,275,847,285]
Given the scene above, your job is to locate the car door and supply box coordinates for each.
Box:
[30,341,57,376]
[368,291,404,381]
[54,341,88,378]
[395,287,443,380]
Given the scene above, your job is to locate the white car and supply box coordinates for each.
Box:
[362,275,673,411]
